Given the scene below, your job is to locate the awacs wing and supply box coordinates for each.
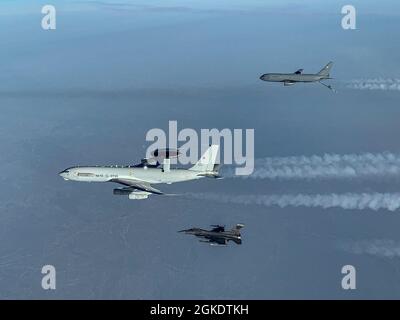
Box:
[110,178,163,195]
[294,69,303,74]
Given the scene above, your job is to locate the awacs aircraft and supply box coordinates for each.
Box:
[259,62,336,92]
[179,224,245,246]
[59,145,221,200]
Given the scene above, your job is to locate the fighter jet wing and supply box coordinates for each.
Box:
[110,178,164,195]
[208,237,227,245]
[294,69,303,74]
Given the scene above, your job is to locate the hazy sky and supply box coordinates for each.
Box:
[1,0,400,299]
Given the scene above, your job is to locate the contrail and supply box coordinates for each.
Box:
[347,78,400,91]
[340,240,400,258]
[186,192,400,211]
[224,152,400,180]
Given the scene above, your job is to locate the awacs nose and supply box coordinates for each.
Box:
[59,169,70,180]
[260,74,268,81]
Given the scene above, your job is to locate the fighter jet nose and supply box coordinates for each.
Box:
[178,229,194,234]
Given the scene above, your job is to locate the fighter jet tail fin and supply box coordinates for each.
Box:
[189,145,219,173]
[317,62,333,78]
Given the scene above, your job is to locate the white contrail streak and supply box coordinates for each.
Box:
[186,192,400,211]
[340,240,400,258]
[347,78,400,91]
[224,152,400,180]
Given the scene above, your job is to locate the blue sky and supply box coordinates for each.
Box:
[2,0,400,91]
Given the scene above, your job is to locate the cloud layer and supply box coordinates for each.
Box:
[341,240,400,258]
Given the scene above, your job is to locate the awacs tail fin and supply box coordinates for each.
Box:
[198,163,223,179]
[317,62,333,78]
[189,145,219,173]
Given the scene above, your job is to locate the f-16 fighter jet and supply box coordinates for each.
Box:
[260,62,336,92]
[59,145,221,200]
[179,224,245,246]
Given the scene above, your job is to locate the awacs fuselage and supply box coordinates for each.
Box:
[59,145,221,199]
[59,166,204,184]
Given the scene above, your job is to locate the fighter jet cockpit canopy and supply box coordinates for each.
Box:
[210,225,225,232]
